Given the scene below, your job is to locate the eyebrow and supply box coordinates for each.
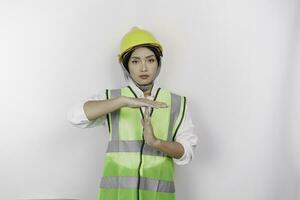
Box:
[131,55,155,59]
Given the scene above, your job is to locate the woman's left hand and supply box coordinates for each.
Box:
[141,107,158,146]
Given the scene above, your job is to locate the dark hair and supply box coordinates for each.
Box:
[122,44,162,72]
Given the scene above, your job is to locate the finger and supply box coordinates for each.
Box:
[140,103,156,108]
[153,102,168,108]
[146,107,151,124]
[147,102,158,108]
[147,108,151,124]
[140,99,166,108]
[158,102,168,108]
[162,103,168,107]
[144,99,160,108]
[145,107,149,122]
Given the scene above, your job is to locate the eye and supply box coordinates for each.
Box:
[131,60,139,64]
[148,59,155,63]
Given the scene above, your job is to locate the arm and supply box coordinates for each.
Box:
[68,90,168,128]
[152,140,185,159]
[172,106,197,165]
[142,105,197,163]
[142,107,185,159]
[67,90,125,127]
[83,96,125,121]
[84,97,168,121]
[67,90,108,128]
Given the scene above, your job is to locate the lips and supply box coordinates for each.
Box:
[139,75,149,79]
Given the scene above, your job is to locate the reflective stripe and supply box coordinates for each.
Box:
[143,142,165,156]
[167,93,182,141]
[139,176,175,193]
[106,140,141,152]
[106,140,166,156]
[172,96,186,141]
[110,89,121,140]
[100,176,175,193]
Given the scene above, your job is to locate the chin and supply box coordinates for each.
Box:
[137,79,153,85]
[138,82,151,86]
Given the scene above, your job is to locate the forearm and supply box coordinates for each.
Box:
[83,96,125,121]
[152,139,184,159]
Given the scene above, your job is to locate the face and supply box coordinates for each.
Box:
[128,46,158,85]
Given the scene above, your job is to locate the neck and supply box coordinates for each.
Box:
[131,79,154,97]
[144,90,151,97]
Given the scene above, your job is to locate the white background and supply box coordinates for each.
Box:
[0,0,299,200]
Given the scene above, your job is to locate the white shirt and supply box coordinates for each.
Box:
[67,79,198,165]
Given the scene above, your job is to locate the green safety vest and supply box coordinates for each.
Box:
[98,85,186,200]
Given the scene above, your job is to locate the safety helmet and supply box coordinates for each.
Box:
[118,26,163,64]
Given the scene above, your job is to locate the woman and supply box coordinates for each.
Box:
[67,26,198,200]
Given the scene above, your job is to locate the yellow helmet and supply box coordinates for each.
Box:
[118,26,163,63]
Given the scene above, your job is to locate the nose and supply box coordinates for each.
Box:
[141,60,147,72]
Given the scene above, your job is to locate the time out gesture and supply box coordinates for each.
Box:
[124,96,168,146]
[141,106,158,146]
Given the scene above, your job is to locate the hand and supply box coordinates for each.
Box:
[122,96,168,109]
[141,107,159,146]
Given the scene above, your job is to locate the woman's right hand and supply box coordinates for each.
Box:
[121,96,168,109]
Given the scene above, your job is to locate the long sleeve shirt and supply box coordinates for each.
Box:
[67,79,198,165]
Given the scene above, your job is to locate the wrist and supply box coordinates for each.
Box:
[117,96,127,107]
[152,139,162,148]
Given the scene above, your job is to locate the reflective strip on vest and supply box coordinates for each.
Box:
[100,176,175,193]
[167,93,182,141]
[110,89,121,141]
[106,140,166,157]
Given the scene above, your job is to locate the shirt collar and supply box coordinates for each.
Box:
[128,78,159,99]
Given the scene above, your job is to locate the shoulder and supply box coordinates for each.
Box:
[105,85,127,90]
[106,86,136,98]
[105,85,129,92]
[159,87,186,99]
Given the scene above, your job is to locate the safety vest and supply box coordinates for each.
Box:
[98,85,186,200]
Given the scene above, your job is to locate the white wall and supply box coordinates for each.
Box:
[0,0,299,200]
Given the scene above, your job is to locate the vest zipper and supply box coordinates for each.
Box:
[137,134,145,200]
[126,86,161,200]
